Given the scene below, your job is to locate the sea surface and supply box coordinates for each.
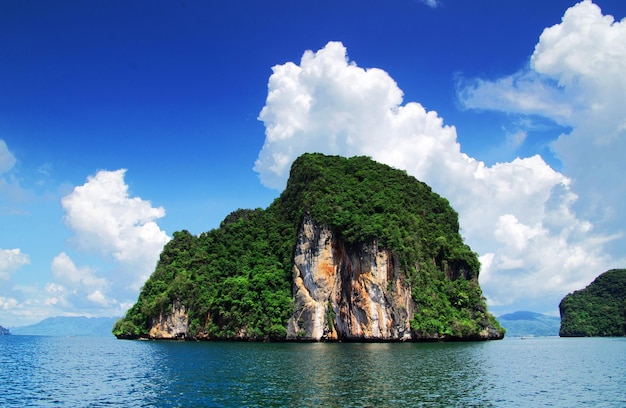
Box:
[1,335,624,407]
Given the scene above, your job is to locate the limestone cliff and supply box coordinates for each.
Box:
[287,213,413,341]
[148,300,188,339]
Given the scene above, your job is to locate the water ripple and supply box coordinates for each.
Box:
[1,336,625,407]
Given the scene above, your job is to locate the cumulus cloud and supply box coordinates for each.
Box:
[255,39,620,312]
[0,248,29,281]
[459,0,626,227]
[0,169,169,325]
[61,169,170,290]
[44,283,68,306]
[51,252,109,302]
[0,295,19,310]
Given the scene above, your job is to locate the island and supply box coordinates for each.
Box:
[559,268,626,337]
[0,325,9,335]
[114,153,505,341]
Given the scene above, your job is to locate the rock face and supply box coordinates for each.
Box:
[148,300,188,339]
[287,214,414,341]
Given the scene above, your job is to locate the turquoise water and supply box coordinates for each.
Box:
[1,336,624,407]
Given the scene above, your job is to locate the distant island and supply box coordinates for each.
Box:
[114,153,504,342]
[559,269,626,337]
[498,311,560,337]
[9,316,119,337]
[0,325,9,335]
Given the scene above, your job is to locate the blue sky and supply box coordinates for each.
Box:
[1,0,625,327]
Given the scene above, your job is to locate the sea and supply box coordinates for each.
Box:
[1,335,624,407]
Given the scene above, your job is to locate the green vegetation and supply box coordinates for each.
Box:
[114,209,294,340]
[114,153,503,340]
[559,269,626,337]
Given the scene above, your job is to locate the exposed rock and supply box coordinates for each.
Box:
[148,299,188,339]
[287,213,414,341]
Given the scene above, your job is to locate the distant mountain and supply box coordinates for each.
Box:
[0,324,9,335]
[498,311,560,337]
[10,316,119,337]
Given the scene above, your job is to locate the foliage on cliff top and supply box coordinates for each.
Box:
[281,154,480,275]
[559,269,626,337]
[114,153,502,340]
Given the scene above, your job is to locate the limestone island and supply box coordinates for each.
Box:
[559,268,626,337]
[114,154,505,342]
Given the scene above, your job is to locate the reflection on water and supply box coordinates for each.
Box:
[143,341,494,407]
[1,336,625,407]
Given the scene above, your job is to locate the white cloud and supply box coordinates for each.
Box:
[0,169,170,326]
[0,248,30,281]
[50,252,117,307]
[0,278,127,327]
[0,140,16,174]
[506,130,526,149]
[86,290,109,307]
[44,283,68,306]
[0,296,18,310]
[61,169,170,289]
[51,252,108,292]
[457,0,626,307]
[255,40,621,313]
[480,211,612,306]
[457,70,574,124]
[459,0,626,227]
[419,0,440,8]
[0,139,29,211]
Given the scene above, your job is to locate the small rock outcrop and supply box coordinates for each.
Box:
[148,300,189,339]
